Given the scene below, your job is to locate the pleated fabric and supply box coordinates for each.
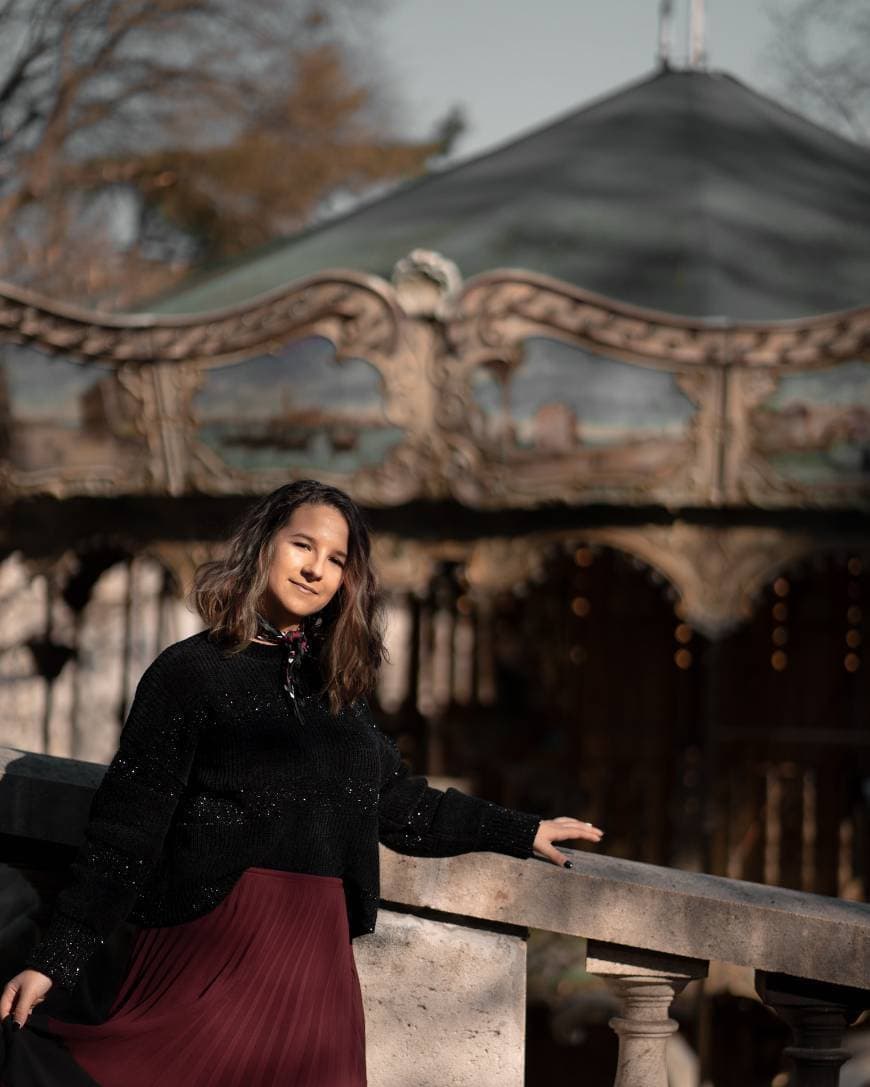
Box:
[6,868,366,1087]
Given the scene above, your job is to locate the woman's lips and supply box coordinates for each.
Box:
[290,581,318,596]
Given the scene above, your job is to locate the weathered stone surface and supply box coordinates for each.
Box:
[354,910,526,1087]
[585,941,708,982]
[585,944,708,1087]
[378,850,870,992]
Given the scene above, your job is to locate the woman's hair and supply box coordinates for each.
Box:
[189,480,386,713]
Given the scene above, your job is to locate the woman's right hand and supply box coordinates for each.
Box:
[0,969,53,1027]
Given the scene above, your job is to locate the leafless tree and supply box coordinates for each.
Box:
[765,0,870,144]
[0,0,452,305]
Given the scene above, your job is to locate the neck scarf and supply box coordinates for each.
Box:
[254,612,311,706]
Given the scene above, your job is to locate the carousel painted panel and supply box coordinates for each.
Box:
[468,337,701,503]
[0,343,151,495]
[748,360,870,504]
[188,337,406,488]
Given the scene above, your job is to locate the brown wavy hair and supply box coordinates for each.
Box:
[189,480,386,713]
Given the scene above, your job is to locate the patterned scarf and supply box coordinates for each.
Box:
[254,612,311,705]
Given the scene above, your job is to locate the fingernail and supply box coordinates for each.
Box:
[564,861,574,869]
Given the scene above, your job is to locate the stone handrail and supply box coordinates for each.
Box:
[380,848,869,991]
[1,746,868,1086]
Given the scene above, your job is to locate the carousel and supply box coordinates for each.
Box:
[1,66,868,901]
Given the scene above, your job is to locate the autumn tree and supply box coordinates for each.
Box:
[0,0,457,306]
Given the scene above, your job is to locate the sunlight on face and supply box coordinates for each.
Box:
[260,503,349,631]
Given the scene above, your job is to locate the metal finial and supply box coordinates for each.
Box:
[689,0,707,69]
[657,0,674,68]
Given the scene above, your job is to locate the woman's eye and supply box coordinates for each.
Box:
[331,558,345,568]
[293,541,310,550]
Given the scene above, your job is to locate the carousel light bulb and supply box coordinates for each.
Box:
[574,547,594,567]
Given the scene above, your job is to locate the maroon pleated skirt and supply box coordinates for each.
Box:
[12,868,366,1087]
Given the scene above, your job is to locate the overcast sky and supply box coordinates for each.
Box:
[378,0,781,159]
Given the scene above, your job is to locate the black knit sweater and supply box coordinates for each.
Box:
[25,630,544,991]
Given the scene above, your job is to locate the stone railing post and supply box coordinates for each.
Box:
[756,972,868,1087]
[586,941,708,1087]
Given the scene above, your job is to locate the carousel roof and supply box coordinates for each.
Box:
[151,67,870,322]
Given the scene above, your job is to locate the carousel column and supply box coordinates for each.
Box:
[377,590,414,714]
[474,591,498,706]
[755,973,867,1087]
[586,941,708,1087]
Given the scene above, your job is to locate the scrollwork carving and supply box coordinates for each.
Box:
[0,273,402,367]
[449,271,870,372]
[578,524,823,638]
[2,260,869,508]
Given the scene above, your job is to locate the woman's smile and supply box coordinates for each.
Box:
[258,504,348,629]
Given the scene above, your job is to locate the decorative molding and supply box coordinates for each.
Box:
[5,263,868,376]
[407,525,870,638]
[372,536,439,595]
[448,271,870,372]
[391,249,463,320]
[0,272,403,366]
[145,541,214,593]
[1,260,868,508]
[575,524,870,638]
[464,537,546,596]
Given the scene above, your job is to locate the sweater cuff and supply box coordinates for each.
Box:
[476,803,543,859]
[23,913,104,992]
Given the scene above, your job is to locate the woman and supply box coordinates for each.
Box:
[0,479,603,1086]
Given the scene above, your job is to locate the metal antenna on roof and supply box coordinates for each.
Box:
[657,0,674,69]
[689,0,707,69]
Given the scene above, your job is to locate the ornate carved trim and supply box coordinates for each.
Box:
[4,266,868,374]
[2,261,868,508]
[577,525,815,637]
[449,271,870,372]
[391,525,870,638]
[0,272,403,366]
[391,249,463,320]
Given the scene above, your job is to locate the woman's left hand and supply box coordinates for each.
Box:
[532,816,603,867]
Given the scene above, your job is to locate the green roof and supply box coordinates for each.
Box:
[149,68,870,321]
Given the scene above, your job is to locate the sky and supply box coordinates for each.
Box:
[377,0,782,160]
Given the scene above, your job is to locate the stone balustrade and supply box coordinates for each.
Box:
[0,746,868,1086]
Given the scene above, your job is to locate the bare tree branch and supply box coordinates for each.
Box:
[765,0,870,143]
[0,0,450,305]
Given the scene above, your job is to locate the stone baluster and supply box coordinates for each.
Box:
[756,972,867,1087]
[586,941,708,1087]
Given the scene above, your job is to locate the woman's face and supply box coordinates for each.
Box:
[260,503,349,631]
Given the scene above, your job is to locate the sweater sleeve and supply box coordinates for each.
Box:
[24,653,198,991]
[364,701,543,860]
